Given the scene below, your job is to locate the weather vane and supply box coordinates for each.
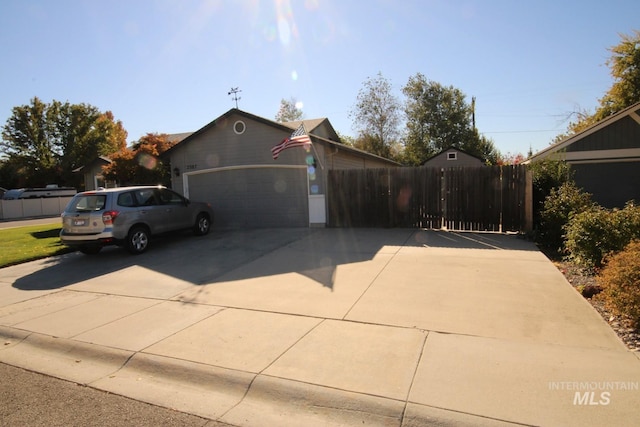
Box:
[228,87,242,108]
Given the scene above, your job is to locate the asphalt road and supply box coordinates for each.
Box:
[0,362,233,427]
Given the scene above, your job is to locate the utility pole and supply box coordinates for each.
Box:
[471,96,476,130]
[228,87,241,109]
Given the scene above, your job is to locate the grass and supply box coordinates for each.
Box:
[0,224,74,268]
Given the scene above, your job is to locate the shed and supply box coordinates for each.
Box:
[163,109,398,228]
[527,102,640,208]
[422,146,485,168]
[73,156,114,191]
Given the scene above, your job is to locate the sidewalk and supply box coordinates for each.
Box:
[1,228,639,426]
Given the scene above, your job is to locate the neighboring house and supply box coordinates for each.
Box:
[74,133,193,191]
[422,146,485,168]
[527,102,640,208]
[73,156,114,191]
[163,108,398,228]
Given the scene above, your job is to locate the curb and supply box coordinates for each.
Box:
[1,325,530,426]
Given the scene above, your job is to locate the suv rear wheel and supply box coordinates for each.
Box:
[126,226,150,254]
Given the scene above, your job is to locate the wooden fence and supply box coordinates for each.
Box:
[327,165,532,232]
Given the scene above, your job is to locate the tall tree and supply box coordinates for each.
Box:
[349,72,401,158]
[275,97,304,122]
[0,97,58,184]
[1,97,127,187]
[402,73,499,165]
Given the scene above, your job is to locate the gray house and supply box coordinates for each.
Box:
[73,156,114,191]
[163,109,398,228]
[528,102,640,208]
[422,146,485,168]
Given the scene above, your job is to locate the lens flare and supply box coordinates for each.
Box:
[136,153,157,170]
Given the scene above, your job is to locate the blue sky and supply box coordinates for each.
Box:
[1,0,638,157]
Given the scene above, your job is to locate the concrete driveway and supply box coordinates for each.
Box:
[0,228,638,426]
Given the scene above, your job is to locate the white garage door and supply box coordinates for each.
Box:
[187,167,309,228]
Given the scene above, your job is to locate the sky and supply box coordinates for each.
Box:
[1,0,638,158]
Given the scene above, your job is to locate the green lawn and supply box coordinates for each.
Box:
[0,224,74,268]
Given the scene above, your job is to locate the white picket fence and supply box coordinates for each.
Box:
[0,197,73,220]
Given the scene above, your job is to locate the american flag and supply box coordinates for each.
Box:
[271,124,312,159]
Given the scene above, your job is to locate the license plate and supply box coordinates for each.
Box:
[73,219,86,226]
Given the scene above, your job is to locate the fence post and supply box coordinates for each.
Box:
[524,168,533,233]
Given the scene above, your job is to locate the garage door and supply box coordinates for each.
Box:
[187,167,309,228]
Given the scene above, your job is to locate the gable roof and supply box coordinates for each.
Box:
[72,155,112,173]
[527,101,640,163]
[162,108,398,165]
[422,145,485,165]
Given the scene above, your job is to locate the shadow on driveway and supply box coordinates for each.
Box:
[11,228,538,292]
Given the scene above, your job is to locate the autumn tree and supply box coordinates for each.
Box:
[402,73,499,165]
[102,133,176,186]
[349,72,401,159]
[0,97,126,188]
[275,97,304,122]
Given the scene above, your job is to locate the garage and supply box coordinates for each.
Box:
[186,166,309,229]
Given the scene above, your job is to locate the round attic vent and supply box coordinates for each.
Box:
[233,120,246,135]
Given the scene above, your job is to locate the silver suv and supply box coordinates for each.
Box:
[60,186,214,254]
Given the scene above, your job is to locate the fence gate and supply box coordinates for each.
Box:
[327,165,531,232]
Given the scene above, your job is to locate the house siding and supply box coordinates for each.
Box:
[567,115,640,152]
[573,161,640,208]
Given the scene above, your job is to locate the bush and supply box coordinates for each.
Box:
[536,181,594,254]
[597,240,640,328]
[529,159,572,234]
[565,202,640,270]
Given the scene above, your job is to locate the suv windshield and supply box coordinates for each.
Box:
[68,195,106,212]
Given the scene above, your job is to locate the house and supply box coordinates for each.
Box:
[421,146,485,168]
[527,102,640,208]
[73,156,114,191]
[163,108,398,228]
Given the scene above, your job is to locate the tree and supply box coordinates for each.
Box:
[597,30,640,118]
[562,30,640,137]
[349,72,401,158]
[402,73,499,165]
[0,97,127,188]
[0,97,58,185]
[102,133,175,186]
[275,97,304,122]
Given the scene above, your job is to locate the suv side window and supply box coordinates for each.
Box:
[134,189,158,206]
[117,191,136,207]
[158,189,185,205]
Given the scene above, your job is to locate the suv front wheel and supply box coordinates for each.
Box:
[126,226,150,254]
[193,213,211,236]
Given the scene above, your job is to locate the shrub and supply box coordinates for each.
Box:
[536,181,594,254]
[565,202,640,270]
[597,240,640,328]
[528,159,572,234]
